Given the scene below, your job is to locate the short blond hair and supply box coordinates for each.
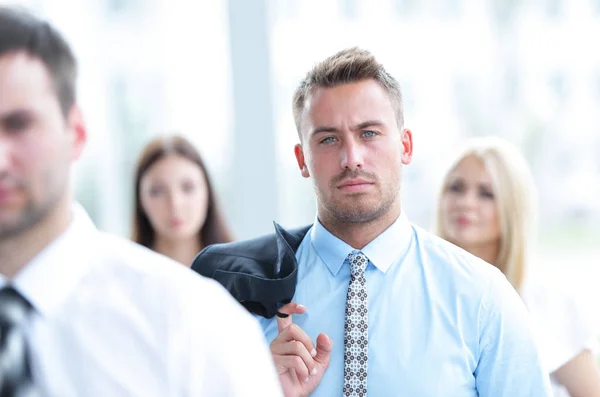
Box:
[292,47,404,136]
[435,137,537,293]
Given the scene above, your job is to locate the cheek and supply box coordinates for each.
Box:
[184,189,209,217]
[140,195,166,223]
[374,142,401,163]
[308,156,334,187]
[482,202,498,220]
[192,195,209,218]
[19,135,63,183]
[482,203,500,230]
[439,195,455,215]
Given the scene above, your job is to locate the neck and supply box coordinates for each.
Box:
[462,241,499,266]
[0,196,73,279]
[318,204,401,250]
[153,236,202,266]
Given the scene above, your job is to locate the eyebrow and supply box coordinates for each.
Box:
[448,177,493,189]
[354,120,385,130]
[310,120,386,136]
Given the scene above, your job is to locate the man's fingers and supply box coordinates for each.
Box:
[271,340,317,374]
[271,323,317,365]
[273,355,311,381]
[276,302,307,333]
[314,333,333,366]
[276,323,315,349]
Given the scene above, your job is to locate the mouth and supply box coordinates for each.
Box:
[169,219,185,228]
[454,216,473,227]
[337,179,374,193]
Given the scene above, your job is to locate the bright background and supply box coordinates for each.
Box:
[3,0,599,289]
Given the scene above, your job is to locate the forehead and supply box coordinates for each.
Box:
[450,155,492,183]
[301,79,396,128]
[0,51,57,114]
[143,154,204,180]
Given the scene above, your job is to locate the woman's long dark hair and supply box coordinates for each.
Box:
[132,135,234,249]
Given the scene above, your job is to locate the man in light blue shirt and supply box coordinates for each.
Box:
[257,47,551,396]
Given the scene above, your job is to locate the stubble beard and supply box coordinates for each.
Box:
[0,182,64,242]
[317,185,399,226]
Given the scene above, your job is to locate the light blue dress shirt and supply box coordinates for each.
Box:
[258,213,552,396]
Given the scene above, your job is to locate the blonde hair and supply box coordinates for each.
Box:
[435,137,537,293]
[292,47,404,135]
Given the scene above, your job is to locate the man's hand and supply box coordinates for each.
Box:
[270,302,333,397]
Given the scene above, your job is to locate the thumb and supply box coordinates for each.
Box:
[314,333,333,367]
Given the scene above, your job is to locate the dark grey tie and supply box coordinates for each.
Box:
[0,286,37,397]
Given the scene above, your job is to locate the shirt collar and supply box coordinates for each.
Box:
[0,203,98,318]
[310,211,413,276]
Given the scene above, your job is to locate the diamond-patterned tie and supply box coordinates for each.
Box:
[343,250,369,397]
[0,286,37,397]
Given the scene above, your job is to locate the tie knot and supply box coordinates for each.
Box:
[347,250,368,277]
[0,287,31,327]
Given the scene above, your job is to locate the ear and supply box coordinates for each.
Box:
[400,128,413,165]
[294,144,310,178]
[66,105,87,161]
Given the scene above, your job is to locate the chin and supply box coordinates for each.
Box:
[333,205,385,224]
[446,232,471,248]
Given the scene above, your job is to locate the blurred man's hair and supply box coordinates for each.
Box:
[0,6,77,116]
[292,47,404,137]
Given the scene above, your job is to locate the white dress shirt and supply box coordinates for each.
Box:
[0,204,283,397]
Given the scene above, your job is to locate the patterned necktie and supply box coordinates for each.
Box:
[343,250,369,397]
[0,286,37,397]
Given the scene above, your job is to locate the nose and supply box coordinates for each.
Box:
[167,190,184,213]
[455,189,478,209]
[340,137,364,171]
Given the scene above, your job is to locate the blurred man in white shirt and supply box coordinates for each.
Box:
[0,6,283,397]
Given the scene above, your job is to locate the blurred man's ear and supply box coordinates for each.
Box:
[67,105,87,160]
[401,128,413,165]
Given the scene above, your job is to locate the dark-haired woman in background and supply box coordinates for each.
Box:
[132,135,233,265]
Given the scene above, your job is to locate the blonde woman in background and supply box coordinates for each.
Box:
[435,136,600,397]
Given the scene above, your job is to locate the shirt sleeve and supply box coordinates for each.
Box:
[524,280,600,374]
[178,277,284,397]
[474,269,553,396]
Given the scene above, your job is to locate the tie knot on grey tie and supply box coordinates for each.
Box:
[0,286,37,397]
[0,287,31,327]
[347,250,368,278]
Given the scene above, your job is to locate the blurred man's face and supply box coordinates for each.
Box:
[0,51,83,240]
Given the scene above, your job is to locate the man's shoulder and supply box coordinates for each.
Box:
[95,231,179,268]
[190,223,312,278]
[189,223,312,318]
[411,225,504,285]
[90,231,221,292]
[87,232,261,338]
[199,223,311,258]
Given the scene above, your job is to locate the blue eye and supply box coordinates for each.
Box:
[362,130,376,138]
[320,136,337,144]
